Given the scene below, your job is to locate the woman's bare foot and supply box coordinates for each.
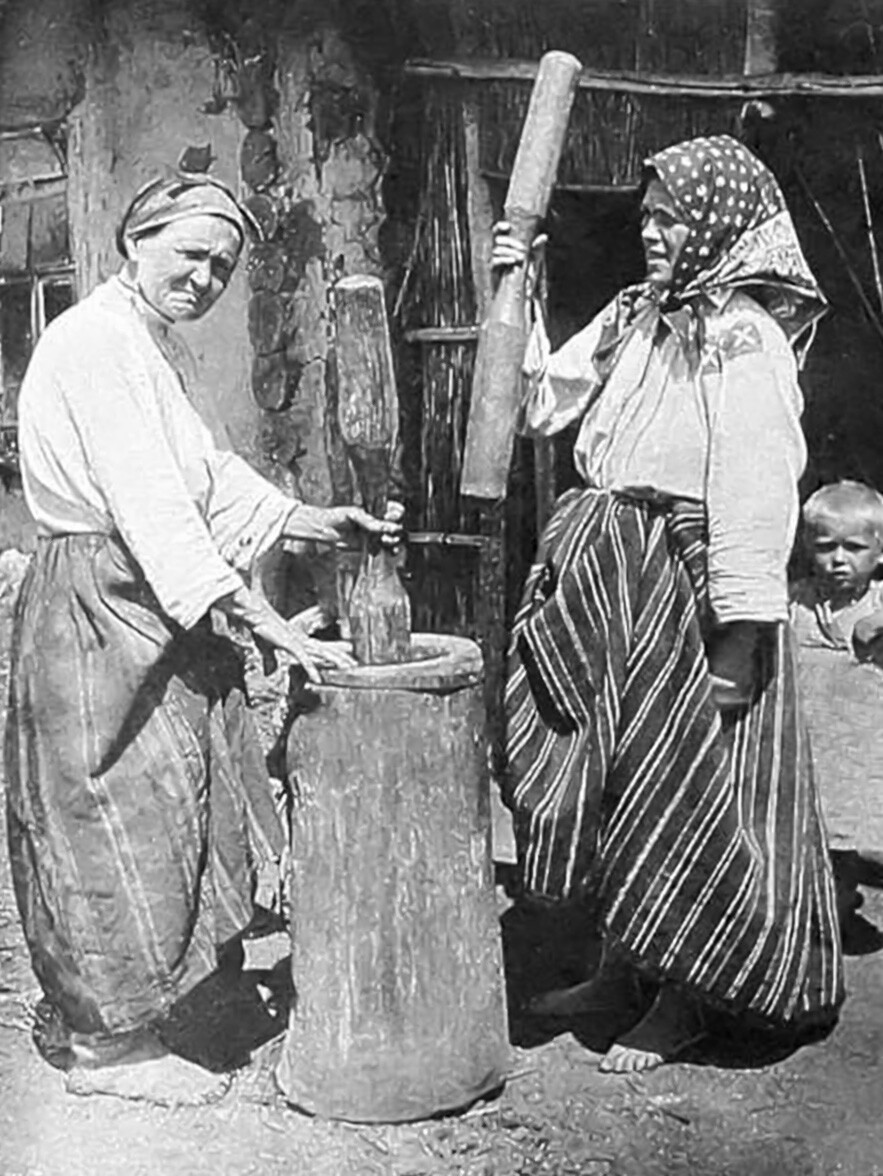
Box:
[528,952,645,1019]
[599,985,706,1074]
[69,1024,169,1069]
[65,1053,233,1107]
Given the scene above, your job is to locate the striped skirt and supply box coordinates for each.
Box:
[504,488,843,1029]
[4,534,284,1038]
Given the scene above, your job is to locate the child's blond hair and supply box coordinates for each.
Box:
[803,480,883,540]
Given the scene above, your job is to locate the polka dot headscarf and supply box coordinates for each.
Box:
[645,134,827,345]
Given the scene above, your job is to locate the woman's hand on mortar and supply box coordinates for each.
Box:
[218,587,355,682]
[275,627,355,682]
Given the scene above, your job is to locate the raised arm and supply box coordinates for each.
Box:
[490,221,618,438]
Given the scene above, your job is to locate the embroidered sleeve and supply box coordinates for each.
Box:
[704,315,806,625]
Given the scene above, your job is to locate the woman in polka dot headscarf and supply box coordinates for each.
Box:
[643,134,824,341]
[494,136,842,1074]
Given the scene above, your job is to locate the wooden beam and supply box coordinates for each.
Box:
[407,530,489,548]
[403,325,480,343]
[404,57,883,101]
[480,170,639,194]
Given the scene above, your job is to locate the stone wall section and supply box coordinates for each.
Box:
[231,21,388,505]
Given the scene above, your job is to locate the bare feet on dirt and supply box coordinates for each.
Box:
[65,1053,234,1108]
[599,984,706,1074]
[529,947,642,1012]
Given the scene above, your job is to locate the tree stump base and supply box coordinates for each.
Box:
[275,634,510,1122]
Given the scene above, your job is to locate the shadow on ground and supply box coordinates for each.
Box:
[160,949,294,1074]
[496,858,882,1074]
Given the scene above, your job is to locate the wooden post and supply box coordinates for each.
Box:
[277,635,510,1122]
[742,0,779,124]
[744,0,779,75]
[332,274,411,664]
[460,50,582,500]
[460,96,511,768]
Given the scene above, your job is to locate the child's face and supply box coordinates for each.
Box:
[806,512,883,599]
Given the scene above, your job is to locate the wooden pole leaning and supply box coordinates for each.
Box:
[460,50,582,500]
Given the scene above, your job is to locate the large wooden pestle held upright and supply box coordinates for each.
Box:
[460,50,582,500]
[275,635,510,1122]
[332,272,411,664]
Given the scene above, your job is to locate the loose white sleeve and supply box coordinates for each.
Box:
[59,338,243,629]
[204,448,298,574]
[149,317,298,577]
[519,307,608,437]
[705,335,806,625]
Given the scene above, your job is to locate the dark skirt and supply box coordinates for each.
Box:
[504,488,843,1029]
[4,534,284,1038]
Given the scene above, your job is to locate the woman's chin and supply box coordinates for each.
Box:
[166,299,209,323]
[645,270,673,291]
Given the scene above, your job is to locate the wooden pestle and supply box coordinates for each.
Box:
[332,274,411,665]
[460,51,582,500]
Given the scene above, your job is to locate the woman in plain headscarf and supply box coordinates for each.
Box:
[5,172,399,1097]
[494,135,844,1072]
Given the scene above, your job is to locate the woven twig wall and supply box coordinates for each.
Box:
[397,88,477,533]
[475,83,746,188]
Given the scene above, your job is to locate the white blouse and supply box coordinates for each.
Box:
[18,276,296,629]
[521,290,806,625]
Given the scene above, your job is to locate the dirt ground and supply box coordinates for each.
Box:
[2,581,883,1176]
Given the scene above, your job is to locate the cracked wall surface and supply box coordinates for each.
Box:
[3,0,388,503]
[260,25,387,504]
[65,0,263,469]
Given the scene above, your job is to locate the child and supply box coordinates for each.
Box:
[791,480,883,888]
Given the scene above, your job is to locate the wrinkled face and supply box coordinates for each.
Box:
[640,177,690,290]
[127,215,241,322]
[806,512,883,600]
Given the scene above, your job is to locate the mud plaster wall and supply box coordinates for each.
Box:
[65,0,263,469]
[266,25,387,505]
[67,3,389,503]
[0,0,90,128]
[0,1,388,595]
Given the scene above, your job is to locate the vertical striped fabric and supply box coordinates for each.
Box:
[504,488,843,1028]
[4,534,284,1038]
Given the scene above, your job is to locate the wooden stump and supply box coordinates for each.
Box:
[276,634,510,1122]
